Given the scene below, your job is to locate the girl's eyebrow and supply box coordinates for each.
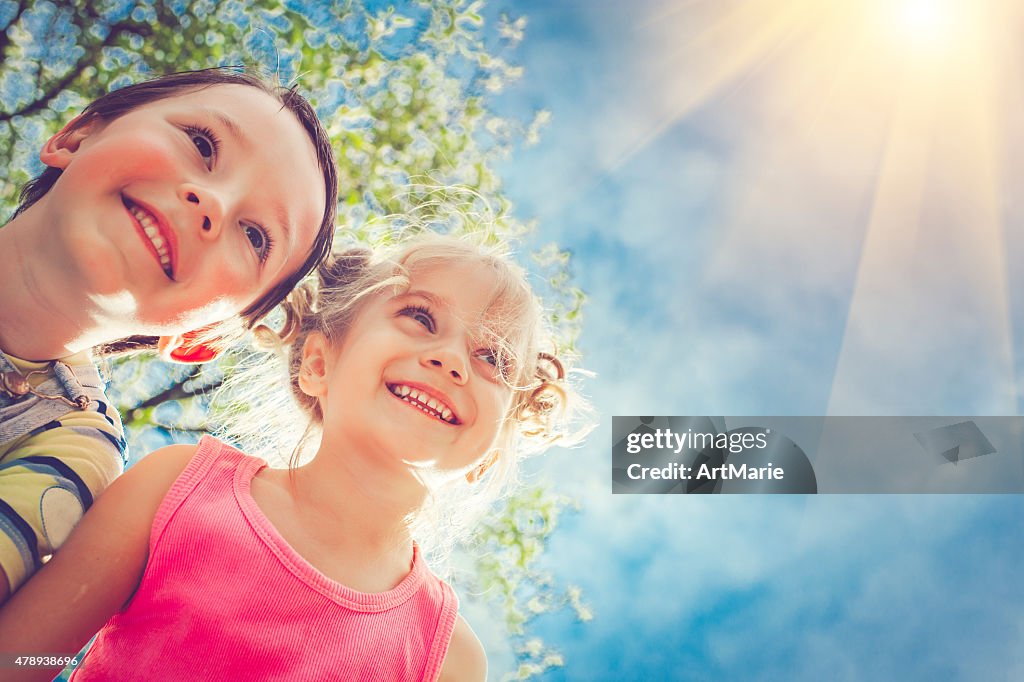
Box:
[403,290,448,308]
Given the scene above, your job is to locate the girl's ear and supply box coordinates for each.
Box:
[298,332,330,398]
[158,332,221,364]
[466,451,499,484]
[40,116,100,169]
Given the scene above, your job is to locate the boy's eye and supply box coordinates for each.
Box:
[185,125,220,168]
[399,305,436,333]
[244,224,273,263]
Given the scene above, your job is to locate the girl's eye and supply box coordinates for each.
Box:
[476,348,513,382]
[244,224,273,263]
[185,125,220,168]
[399,305,436,333]
[474,349,498,367]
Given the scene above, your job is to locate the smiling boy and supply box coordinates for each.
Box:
[0,69,338,604]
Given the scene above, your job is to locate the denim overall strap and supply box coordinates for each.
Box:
[0,352,109,445]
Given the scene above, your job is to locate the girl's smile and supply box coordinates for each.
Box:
[386,382,460,425]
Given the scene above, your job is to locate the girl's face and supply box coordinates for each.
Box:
[38,84,325,335]
[309,261,516,475]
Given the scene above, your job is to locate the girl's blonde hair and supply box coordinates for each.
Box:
[219,232,588,560]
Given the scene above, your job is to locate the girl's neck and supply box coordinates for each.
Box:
[288,439,426,555]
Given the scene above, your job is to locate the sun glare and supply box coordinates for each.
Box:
[898,0,956,42]
[620,0,1020,412]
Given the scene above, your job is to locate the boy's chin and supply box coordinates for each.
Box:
[60,227,129,287]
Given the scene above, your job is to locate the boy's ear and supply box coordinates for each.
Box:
[298,332,330,398]
[40,116,100,169]
[158,331,221,365]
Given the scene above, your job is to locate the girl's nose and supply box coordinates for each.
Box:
[422,346,468,385]
[178,183,225,240]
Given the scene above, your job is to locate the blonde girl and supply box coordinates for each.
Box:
[0,233,583,681]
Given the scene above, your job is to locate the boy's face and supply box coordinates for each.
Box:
[38,84,326,335]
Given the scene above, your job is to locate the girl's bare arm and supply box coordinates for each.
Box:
[0,445,196,682]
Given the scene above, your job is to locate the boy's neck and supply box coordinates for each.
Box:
[0,210,107,360]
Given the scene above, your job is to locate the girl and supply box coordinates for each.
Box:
[0,68,339,602]
[0,234,584,681]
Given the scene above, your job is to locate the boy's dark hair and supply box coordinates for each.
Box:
[15,68,339,352]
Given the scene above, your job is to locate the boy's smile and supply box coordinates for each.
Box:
[35,84,325,336]
[123,195,176,280]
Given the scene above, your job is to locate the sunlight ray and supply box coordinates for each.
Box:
[827,7,1015,413]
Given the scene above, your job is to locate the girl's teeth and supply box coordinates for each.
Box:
[390,384,455,424]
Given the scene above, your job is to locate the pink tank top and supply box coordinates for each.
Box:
[72,436,458,681]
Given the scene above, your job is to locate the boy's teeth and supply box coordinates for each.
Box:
[129,203,172,276]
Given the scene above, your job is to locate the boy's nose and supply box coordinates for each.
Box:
[178,184,225,240]
[422,346,469,385]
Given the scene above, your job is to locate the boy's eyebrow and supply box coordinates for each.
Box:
[273,202,294,247]
[206,109,250,150]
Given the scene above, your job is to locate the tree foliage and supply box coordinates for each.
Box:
[1,1,588,677]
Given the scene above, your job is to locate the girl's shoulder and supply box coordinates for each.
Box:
[138,437,258,510]
[112,443,198,507]
[127,442,202,495]
[437,615,487,682]
[140,443,200,471]
[141,436,254,487]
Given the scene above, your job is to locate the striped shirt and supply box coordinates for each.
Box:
[0,350,126,593]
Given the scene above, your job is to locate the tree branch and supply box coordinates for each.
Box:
[131,367,203,412]
[0,19,153,122]
[0,0,30,57]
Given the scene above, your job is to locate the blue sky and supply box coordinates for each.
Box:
[476,1,1024,678]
